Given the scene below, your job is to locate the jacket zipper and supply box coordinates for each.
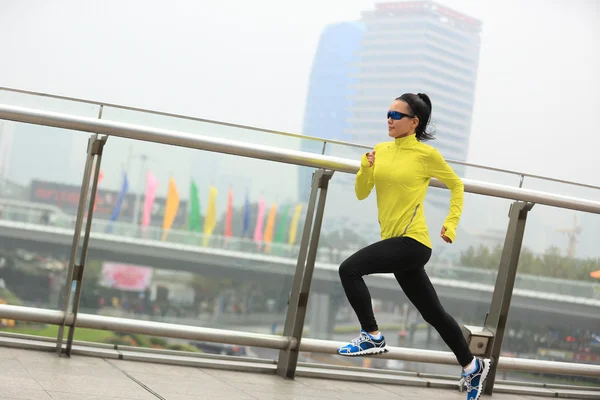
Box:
[401,204,420,236]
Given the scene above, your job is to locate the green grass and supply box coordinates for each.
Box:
[0,325,201,353]
[0,325,113,343]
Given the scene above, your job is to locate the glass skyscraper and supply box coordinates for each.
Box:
[298,22,364,203]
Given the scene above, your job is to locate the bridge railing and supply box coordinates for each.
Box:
[0,101,599,394]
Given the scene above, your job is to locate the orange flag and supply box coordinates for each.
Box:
[591,270,600,279]
[225,188,233,238]
[161,177,180,241]
[92,170,104,213]
[263,203,277,252]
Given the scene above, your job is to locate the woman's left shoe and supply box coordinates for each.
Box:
[337,330,388,356]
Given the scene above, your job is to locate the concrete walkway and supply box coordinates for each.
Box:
[0,346,596,400]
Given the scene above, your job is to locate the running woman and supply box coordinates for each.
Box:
[337,93,491,400]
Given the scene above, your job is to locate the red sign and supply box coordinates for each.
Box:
[101,262,153,291]
[30,180,187,225]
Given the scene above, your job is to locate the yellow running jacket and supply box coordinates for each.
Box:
[355,134,464,248]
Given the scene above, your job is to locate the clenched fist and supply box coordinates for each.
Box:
[366,150,376,167]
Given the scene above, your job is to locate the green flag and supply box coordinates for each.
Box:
[188,180,202,232]
[274,204,290,243]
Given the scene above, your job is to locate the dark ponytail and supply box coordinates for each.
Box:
[396,93,435,141]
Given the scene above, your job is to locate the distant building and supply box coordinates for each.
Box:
[298,22,365,203]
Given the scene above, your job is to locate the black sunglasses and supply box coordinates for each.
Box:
[387,110,415,120]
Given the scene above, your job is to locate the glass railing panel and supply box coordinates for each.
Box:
[503,205,600,385]
[70,131,320,359]
[0,121,91,340]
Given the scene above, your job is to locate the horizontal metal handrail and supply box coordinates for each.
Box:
[0,86,369,150]
[2,86,599,191]
[0,305,293,350]
[1,103,600,214]
[1,304,599,378]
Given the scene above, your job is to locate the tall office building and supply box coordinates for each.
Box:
[348,1,483,209]
[298,22,364,203]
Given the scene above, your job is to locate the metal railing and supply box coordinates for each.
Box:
[1,103,600,395]
[0,303,599,378]
[2,85,600,191]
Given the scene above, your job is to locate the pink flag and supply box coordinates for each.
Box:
[141,172,158,227]
[224,188,233,238]
[253,197,266,243]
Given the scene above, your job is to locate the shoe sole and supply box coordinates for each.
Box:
[338,347,389,357]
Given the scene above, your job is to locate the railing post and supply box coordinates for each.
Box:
[483,200,534,394]
[55,132,107,356]
[276,169,334,379]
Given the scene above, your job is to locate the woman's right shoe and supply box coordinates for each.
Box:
[461,358,491,400]
[337,330,388,356]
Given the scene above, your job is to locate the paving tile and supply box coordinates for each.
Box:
[202,368,295,386]
[244,392,344,400]
[0,358,32,379]
[47,393,150,400]
[128,371,250,398]
[295,377,392,395]
[0,386,52,400]
[233,381,340,398]
[31,376,156,400]
[159,394,256,400]
[0,346,17,359]
[112,360,208,377]
[0,377,44,391]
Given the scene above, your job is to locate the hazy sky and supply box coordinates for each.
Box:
[0,0,599,187]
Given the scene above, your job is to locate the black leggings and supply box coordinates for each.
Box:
[338,236,473,367]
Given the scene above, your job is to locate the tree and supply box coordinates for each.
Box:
[458,244,600,282]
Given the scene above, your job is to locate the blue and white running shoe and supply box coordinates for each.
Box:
[461,358,491,400]
[337,330,388,356]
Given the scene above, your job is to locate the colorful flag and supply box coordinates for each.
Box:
[110,171,129,222]
[274,204,289,244]
[263,203,277,252]
[225,188,233,238]
[288,204,303,245]
[141,172,159,228]
[241,192,250,237]
[203,186,218,246]
[188,180,202,232]
[161,177,180,241]
[253,197,266,244]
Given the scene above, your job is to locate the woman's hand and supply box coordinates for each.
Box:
[367,150,376,167]
[440,226,452,243]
